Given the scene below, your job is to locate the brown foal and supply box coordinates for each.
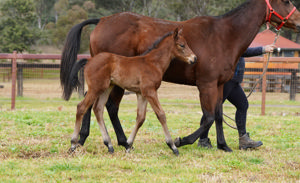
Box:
[69,28,196,155]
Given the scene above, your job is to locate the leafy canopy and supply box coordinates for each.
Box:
[0,0,41,53]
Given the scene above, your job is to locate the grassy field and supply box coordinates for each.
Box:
[0,82,299,182]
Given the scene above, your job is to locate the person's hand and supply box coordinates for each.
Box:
[263,44,276,53]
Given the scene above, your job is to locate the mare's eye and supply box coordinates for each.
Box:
[179,44,185,48]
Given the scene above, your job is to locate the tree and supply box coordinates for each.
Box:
[0,0,41,53]
[34,0,56,30]
[47,5,91,52]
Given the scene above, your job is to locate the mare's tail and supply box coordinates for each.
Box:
[60,18,100,100]
[64,58,88,101]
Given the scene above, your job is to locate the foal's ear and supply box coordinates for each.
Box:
[173,27,183,41]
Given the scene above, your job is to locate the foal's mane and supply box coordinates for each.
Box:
[140,31,173,56]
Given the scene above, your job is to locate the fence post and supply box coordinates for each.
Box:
[261,54,268,116]
[290,70,297,101]
[17,67,23,97]
[11,51,17,110]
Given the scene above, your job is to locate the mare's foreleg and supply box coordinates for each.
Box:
[93,87,114,153]
[126,94,148,153]
[145,90,179,156]
[70,92,97,151]
[174,108,215,147]
[174,86,218,147]
[215,87,232,152]
[106,86,129,149]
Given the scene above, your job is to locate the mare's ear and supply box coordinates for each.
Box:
[173,27,179,41]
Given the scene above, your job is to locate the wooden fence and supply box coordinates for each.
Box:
[0,52,299,115]
[0,51,90,110]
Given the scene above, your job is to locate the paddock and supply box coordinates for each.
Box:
[0,81,299,182]
[0,55,299,181]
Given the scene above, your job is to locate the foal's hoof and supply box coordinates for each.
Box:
[174,137,181,147]
[217,145,233,152]
[172,148,179,156]
[68,144,81,154]
[108,146,114,154]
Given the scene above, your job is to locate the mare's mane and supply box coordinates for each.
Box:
[217,0,251,18]
[140,31,173,56]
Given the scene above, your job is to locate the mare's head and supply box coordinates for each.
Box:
[171,27,197,64]
[267,0,300,31]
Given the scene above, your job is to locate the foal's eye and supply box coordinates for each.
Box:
[179,44,185,48]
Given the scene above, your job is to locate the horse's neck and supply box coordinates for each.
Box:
[221,0,266,53]
[145,39,174,73]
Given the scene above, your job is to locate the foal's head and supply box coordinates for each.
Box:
[171,27,197,64]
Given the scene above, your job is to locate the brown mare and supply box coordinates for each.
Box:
[61,0,300,153]
[66,28,197,155]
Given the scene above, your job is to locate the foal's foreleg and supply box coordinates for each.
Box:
[93,87,114,153]
[126,94,148,153]
[70,92,97,151]
[145,91,179,156]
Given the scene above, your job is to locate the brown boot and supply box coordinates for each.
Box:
[198,138,213,148]
[239,133,263,150]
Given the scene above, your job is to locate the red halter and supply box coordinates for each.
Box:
[265,0,296,30]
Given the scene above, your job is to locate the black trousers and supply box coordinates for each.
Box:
[200,80,248,138]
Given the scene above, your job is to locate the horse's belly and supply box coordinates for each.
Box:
[111,78,141,94]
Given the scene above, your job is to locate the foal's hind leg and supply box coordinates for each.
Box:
[93,87,114,153]
[144,90,179,156]
[70,92,97,151]
[126,94,148,153]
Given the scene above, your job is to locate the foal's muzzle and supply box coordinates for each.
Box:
[188,55,197,64]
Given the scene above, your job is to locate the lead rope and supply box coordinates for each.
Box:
[223,29,281,130]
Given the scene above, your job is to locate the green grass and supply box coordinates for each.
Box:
[0,97,299,182]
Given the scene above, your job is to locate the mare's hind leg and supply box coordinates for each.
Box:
[106,86,129,149]
[70,91,97,151]
[78,92,92,146]
[93,86,114,153]
[144,90,179,156]
[126,94,148,153]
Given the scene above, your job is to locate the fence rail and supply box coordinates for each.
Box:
[1,52,299,114]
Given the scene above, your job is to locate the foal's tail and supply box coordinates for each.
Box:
[64,58,88,101]
[60,18,100,100]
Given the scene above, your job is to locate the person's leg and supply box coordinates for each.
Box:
[226,84,263,149]
[226,83,248,136]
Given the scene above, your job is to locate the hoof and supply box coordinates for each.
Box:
[198,138,213,149]
[68,143,81,154]
[217,145,233,152]
[108,146,114,154]
[125,146,134,153]
[173,148,179,156]
[118,141,130,150]
[174,137,181,147]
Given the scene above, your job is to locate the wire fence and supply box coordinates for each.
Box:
[0,53,299,111]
